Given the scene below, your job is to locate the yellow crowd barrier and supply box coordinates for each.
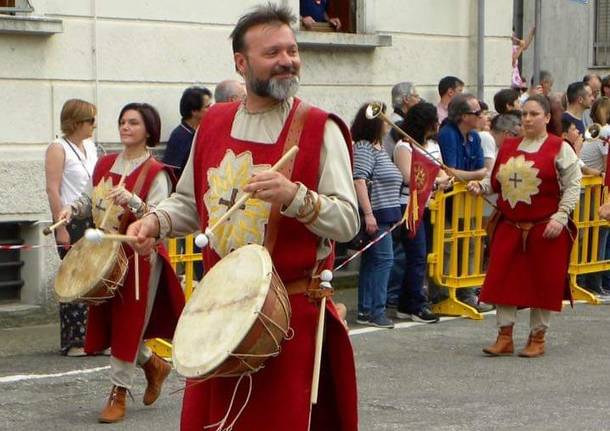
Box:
[146,234,203,360]
[427,176,610,320]
[427,182,488,320]
[569,176,610,304]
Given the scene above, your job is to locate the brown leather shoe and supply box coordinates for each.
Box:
[98,385,127,423]
[142,353,171,406]
[518,329,545,358]
[483,325,514,356]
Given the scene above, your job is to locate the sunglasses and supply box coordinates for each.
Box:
[465,110,482,117]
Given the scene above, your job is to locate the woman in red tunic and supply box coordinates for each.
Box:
[59,103,184,422]
[468,95,581,358]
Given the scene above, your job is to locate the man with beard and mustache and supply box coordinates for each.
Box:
[126,4,359,431]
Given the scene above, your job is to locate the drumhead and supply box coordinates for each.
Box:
[173,244,273,378]
[54,237,122,302]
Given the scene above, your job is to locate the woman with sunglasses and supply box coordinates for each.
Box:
[468,95,581,358]
[45,99,98,357]
[59,103,184,423]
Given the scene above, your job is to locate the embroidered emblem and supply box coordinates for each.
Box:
[91,177,124,232]
[204,150,272,257]
[496,155,542,208]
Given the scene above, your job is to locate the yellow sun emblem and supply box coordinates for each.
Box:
[413,164,428,190]
[204,150,272,257]
[91,177,124,232]
[496,155,542,208]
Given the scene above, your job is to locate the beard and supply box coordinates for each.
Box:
[248,64,300,101]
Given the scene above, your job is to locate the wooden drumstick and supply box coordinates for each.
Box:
[43,218,67,236]
[85,228,137,243]
[310,269,333,405]
[207,146,299,235]
[99,166,129,231]
[134,251,140,301]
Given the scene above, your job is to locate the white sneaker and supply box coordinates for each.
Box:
[395,310,411,320]
[66,347,87,357]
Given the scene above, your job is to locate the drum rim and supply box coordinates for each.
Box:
[172,244,273,378]
[54,236,122,302]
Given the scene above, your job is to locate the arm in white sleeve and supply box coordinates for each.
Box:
[282,119,360,242]
[154,131,201,238]
[551,141,582,226]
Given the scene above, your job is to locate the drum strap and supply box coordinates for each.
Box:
[119,157,155,234]
[263,100,311,255]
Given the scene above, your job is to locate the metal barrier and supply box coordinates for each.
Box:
[427,182,487,320]
[569,176,610,304]
[427,176,610,320]
[146,234,203,360]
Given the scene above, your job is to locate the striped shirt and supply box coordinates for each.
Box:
[353,140,403,224]
[394,139,443,206]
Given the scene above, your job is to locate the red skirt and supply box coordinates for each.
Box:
[180,294,358,431]
[85,247,184,362]
[480,219,574,311]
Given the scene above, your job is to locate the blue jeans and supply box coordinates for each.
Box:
[386,229,405,305]
[358,224,394,320]
[584,226,610,291]
[398,220,429,314]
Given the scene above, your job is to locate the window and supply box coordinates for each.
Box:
[299,0,356,33]
[0,0,33,15]
[594,0,610,66]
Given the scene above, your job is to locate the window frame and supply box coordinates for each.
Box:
[593,0,610,67]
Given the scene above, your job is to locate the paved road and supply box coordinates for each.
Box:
[2,294,610,430]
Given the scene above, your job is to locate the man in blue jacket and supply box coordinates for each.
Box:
[437,93,491,312]
[163,86,212,179]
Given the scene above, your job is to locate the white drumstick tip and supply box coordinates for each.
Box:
[194,233,209,249]
[320,269,333,283]
[84,228,104,243]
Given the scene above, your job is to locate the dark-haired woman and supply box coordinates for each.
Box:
[352,102,403,328]
[393,103,449,323]
[468,95,581,358]
[59,103,184,423]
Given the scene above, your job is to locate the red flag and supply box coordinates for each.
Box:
[406,146,441,238]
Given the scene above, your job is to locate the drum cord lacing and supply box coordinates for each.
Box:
[270,269,294,341]
[203,373,253,431]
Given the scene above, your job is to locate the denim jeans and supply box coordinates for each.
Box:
[583,226,610,291]
[398,220,429,314]
[358,223,394,320]
[386,229,405,305]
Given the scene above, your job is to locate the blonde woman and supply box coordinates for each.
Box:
[45,99,98,357]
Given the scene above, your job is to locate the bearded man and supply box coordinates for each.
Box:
[127,4,359,431]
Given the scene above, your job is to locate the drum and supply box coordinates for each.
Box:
[173,244,292,379]
[54,236,128,304]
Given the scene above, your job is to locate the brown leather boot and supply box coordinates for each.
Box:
[142,353,171,406]
[518,329,546,358]
[483,325,514,356]
[98,385,127,423]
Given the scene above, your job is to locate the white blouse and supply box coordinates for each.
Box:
[57,137,98,206]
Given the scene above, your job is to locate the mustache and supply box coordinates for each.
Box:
[271,65,298,77]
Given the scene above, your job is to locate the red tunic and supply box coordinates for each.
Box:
[480,135,575,311]
[180,100,358,431]
[84,155,185,362]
